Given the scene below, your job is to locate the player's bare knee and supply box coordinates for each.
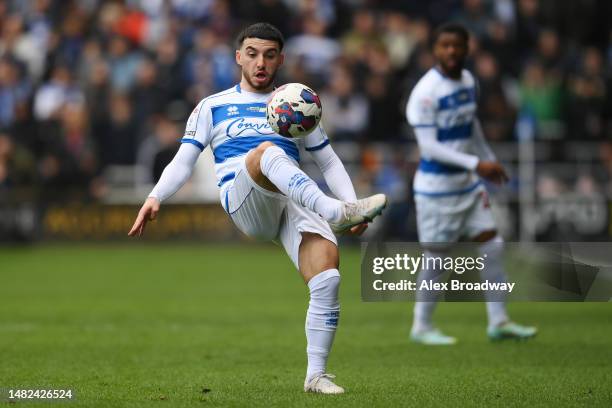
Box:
[245,142,270,172]
[299,233,339,281]
[250,141,276,161]
[246,141,277,171]
[304,233,338,262]
[257,141,276,151]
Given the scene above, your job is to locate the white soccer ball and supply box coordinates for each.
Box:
[266,83,322,138]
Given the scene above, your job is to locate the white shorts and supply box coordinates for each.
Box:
[415,184,497,243]
[220,160,337,269]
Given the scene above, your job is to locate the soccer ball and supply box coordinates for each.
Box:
[266,83,322,138]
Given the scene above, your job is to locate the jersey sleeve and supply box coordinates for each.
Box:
[181,98,213,151]
[406,86,437,128]
[303,124,330,152]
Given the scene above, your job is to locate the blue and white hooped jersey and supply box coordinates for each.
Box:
[181,84,330,196]
[406,68,481,196]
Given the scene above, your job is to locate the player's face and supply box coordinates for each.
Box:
[236,38,284,92]
[434,32,468,78]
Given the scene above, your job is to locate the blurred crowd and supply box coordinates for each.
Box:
[0,0,611,206]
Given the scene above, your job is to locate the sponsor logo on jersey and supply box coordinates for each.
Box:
[246,106,266,113]
[226,118,274,138]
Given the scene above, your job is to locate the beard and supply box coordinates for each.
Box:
[243,69,277,91]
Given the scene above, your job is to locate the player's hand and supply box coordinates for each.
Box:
[128,197,160,237]
[346,222,368,236]
[476,161,508,185]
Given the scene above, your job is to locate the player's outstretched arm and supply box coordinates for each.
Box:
[128,143,201,237]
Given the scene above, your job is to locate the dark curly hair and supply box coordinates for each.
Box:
[236,22,285,51]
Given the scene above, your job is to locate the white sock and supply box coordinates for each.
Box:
[260,145,343,222]
[411,250,448,334]
[478,236,510,329]
[305,269,340,381]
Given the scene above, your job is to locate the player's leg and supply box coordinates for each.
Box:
[473,231,537,340]
[299,232,343,394]
[472,230,509,329]
[246,141,343,222]
[466,192,537,340]
[410,194,460,345]
[246,141,386,231]
[411,247,457,345]
[279,201,344,394]
[224,159,341,393]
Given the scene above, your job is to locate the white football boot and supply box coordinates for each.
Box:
[487,321,537,341]
[411,328,457,345]
[330,193,387,234]
[304,373,345,394]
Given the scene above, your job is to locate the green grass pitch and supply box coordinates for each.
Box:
[1,243,611,407]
